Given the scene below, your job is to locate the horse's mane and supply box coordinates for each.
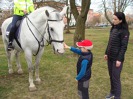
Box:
[30,6,56,17]
[29,6,62,20]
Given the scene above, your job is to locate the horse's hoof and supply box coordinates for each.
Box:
[9,69,13,74]
[29,86,37,91]
[35,79,41,85]
[17,69,23,74]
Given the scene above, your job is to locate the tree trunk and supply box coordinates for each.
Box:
[70,0,91,47]
[65,9,71,34]
[73,15,86,46]
[65,19,71,33]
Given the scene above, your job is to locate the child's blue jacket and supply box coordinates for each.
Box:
[70,47,93,81]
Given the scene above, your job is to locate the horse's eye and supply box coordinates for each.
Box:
[50,28,54,31]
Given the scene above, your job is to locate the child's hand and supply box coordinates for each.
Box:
[75,79,78,82]
[63,42,70,49]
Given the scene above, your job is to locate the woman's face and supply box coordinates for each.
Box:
[112,15,122,25]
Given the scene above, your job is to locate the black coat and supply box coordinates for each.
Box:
[105,25,130,62]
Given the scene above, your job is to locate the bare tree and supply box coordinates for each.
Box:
[64,0,71,33]
[102,0,133,24]
[70,0,91,47]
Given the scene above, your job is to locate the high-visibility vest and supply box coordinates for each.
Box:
[14,0,34,16]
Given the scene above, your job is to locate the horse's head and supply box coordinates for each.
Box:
[46,6,68,54]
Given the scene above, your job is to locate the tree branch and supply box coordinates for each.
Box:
[81,0,91,18]
[70,0,79,21]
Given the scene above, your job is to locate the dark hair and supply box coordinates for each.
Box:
[112,12,128,30]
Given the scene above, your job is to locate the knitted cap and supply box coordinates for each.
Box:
[76,39,93,50]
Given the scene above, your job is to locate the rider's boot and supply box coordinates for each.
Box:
[8,32,14,51]
[7,42,14,51]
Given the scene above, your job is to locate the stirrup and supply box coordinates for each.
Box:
[7,47,14,51]
[7,43,14,51]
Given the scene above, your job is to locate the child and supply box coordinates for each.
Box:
[64,39,93,99]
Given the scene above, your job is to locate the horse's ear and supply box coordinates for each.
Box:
[45,10,49,17]
[60,5,68,17]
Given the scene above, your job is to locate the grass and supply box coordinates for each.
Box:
[0,28,133,99]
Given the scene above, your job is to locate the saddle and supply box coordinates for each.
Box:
[6,20,22,49]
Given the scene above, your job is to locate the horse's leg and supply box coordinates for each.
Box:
[3,41,14,74]
[7,50,14,74]
[15,51,23,74]
[34,49,44,84]
[24,50,37,91]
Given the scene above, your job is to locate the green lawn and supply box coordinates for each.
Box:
[0,28,133,99]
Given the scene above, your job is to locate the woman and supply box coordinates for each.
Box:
[104,12,130,99]
[8,0,34,51]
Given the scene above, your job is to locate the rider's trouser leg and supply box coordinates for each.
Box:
[8,15,23,50]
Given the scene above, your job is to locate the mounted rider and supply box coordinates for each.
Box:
[8,0,34,51]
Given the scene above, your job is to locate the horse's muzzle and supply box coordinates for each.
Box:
[56,49,65,54]
[53,46,64,54]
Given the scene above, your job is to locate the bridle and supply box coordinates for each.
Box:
[47,19,64,45]
[25,15,64,56]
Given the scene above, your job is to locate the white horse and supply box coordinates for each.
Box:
[1,6,67,91]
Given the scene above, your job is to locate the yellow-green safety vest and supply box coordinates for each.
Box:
[14,0,34,16]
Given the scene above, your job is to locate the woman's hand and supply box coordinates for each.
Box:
[116,60,121,67]
[104,55,108,60]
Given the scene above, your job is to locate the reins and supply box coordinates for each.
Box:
[25,15,64,56]
[25,15,45,56]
